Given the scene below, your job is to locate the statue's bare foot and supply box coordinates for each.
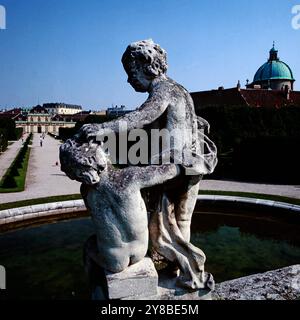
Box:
[176,270,215,291]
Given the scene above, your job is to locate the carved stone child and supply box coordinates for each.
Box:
[63,40,217,290]
[60,138,180,273]
[78,39,217,246]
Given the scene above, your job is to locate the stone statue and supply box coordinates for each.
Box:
[60,39,217,294]
[60,138,180,273]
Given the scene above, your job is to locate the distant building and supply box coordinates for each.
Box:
[192,86,300,110]
[43,103,82,115]
[106,105,131,118]
[2,105,90,134]
[91,110,107,116]
[191,45,300,110]
[247,44,295,91]
[0,108,23,120]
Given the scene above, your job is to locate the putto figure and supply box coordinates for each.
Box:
[60,138,180,273]
[60,39,217,291]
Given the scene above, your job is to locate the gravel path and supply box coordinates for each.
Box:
[199,179,300,199]
[0,134,80,204]
[0,134,299,204]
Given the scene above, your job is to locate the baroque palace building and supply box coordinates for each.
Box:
[43,103,82,115]
[0,103,130,135]
[191,45,300,110]
[1,104,89,134]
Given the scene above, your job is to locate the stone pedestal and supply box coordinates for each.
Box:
[105,258,158,300]
[84,235,213,300]
[84,235,158,300]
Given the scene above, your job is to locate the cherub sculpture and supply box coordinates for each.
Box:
[60,39,217,290]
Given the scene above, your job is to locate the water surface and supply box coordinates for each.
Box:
[0,210,300,300]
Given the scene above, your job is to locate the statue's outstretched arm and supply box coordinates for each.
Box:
[132,164,180,189]
[78,89,169,140]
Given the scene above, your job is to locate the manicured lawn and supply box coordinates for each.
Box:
[0,194,82,211]
[0,190,299,212]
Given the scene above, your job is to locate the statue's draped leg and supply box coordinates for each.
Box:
[173,175,202,243]
[149,192,212,290]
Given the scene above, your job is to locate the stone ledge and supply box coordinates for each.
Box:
[197,195,300,212]
[1,195,299,226]
[0,200,86,225]
[213,265,300,300]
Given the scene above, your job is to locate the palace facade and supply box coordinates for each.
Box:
[1,105,89,134]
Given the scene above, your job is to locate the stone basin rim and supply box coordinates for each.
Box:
[0,195,299,229]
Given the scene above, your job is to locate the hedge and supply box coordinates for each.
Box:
[0,128,8,152]
[0,133,33,191]
[56,105,300,184]
[198,106,300,183]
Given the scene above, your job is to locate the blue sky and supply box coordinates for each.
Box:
[0,0,299,110]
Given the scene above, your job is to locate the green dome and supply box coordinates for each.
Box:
[254,60,294,82]
[253,46,294,83]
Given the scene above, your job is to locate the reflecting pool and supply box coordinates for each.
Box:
[1,207,300,300]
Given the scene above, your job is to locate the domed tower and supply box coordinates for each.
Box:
[248,44,295,90]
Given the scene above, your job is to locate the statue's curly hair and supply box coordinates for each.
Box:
[122,39,168,78]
